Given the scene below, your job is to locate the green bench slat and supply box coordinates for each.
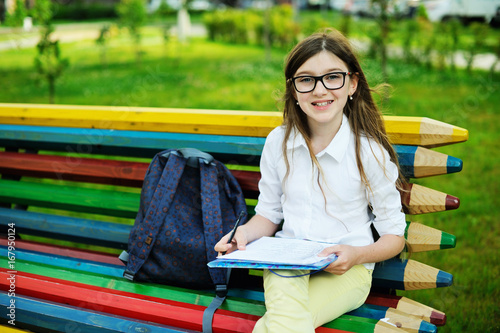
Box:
[0,179,139,218]
[0,179,258,219]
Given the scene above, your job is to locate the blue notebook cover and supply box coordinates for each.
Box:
[207,256,336,271]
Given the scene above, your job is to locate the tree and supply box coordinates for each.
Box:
[370,0,392,83]
[491,34,500,74]
[5,0,27,28]
[32,0,69,104]
[464,22,489,74]
[117,0,147,64]
[5,0,28,48]
[96,24,111,67]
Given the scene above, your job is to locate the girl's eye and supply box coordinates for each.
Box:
[326,74,341,80]
[299,77,314,83]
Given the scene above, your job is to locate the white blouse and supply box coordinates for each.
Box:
[254,114,406,269]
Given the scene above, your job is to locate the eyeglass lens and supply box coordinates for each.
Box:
[293,72,347,93]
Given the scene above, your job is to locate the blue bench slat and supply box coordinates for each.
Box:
[0,207,130,249]
[0,125,464,178]
[0,247,124,277]
[1,240,449,292]
[0,124,264,165]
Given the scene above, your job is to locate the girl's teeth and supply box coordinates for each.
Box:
[315,101,330,106]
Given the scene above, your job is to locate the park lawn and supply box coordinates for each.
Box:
[0,29,499,333]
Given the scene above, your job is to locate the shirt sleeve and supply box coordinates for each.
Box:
[362,139,406,237]
[254,128,284,224]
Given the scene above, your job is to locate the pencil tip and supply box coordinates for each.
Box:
[445,195,460,210]
[446,156,463,174]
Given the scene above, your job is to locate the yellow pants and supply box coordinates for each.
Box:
[252,265,372,333]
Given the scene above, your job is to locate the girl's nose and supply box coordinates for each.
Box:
[313,79,328,95]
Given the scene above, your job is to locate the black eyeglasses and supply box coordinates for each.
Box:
[290,72,352,93]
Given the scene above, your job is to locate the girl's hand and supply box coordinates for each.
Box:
[318,244,362,275]
[214,226,249,255]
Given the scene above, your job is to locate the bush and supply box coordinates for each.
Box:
[204,5,299,49]
[204,9,262,44]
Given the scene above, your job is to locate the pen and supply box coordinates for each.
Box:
[222,210,246,255]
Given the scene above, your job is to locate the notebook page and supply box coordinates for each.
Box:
[218,237,334,265]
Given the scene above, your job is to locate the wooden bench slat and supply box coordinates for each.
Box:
[0,207,456,253]
[0,240,451,292]
[0,292,195,333]
[0,269,265,333]
[372,258,453,290]
[0,245,444,323]
[0,178,460,218]
[347,304,437,333]
[0,238,446,326]
[0,208,130,249]
[0,124,264,163]
[0,151,148,187]
[0,126,464,177]
[366,293,446,326]
[2,246,436,332]
[0,151,261,196]
[0,266,405,333]
[0,238,123,265]
[0,179,139,218]
[0,103,469,147]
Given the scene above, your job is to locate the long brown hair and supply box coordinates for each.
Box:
[281,29,405,197]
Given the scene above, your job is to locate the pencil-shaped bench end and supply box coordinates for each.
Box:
[396,145,464,178]
[405,222,457,252]
[402,183,460,215]
[366,293,447,326]
[385,116,469,147]
[373,258,453,290]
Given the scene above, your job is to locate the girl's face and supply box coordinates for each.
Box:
[293,50,358,132]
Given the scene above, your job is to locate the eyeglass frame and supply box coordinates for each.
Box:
[288,71,353,93]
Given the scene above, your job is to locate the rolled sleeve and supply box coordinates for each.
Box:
[363,140,406,237]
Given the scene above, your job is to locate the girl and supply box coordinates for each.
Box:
[214,29,407,332]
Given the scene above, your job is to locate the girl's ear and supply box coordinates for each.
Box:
[349,73,359,96]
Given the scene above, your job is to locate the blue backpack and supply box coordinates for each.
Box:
[120,148,248,332]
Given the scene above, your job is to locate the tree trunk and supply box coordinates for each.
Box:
[49,77,55,104]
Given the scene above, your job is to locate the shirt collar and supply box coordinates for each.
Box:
[286,114,351,163]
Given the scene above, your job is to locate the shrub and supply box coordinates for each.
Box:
[204,5,299,50]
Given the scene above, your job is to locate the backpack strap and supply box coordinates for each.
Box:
[123,152,187,281]
[199,160,231,333]
[202,269,232,333]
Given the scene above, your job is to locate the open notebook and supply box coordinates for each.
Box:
[207,237,337,270]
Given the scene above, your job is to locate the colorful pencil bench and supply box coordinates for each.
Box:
[0,103,468,332]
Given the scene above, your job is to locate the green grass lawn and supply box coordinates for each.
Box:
[0,24,499,333]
